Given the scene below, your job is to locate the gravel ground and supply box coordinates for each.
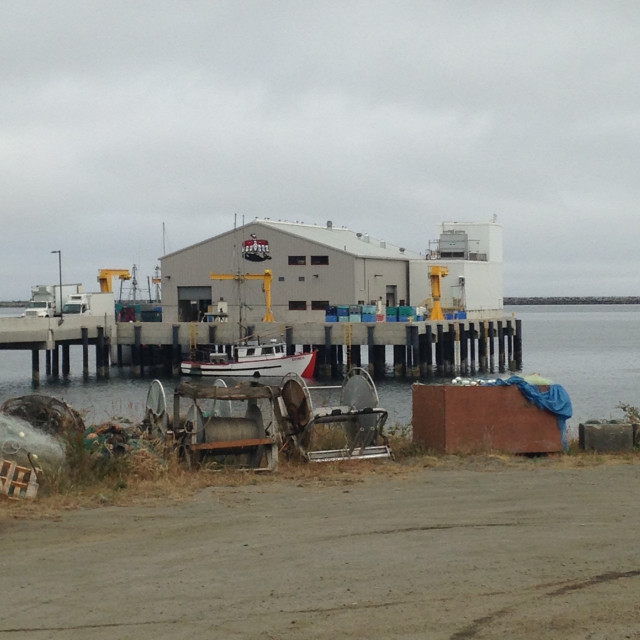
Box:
[2,462,640,639]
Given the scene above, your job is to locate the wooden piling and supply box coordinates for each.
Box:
[372,344,386,378]
[51,344,59,378]
[406,324,420,378]
[172,325,181,376]
[488,321,495,373]
[497,321,505,373]
[393,344,406,377]
[131,325,141,378]
[97,327,106,379]
[319,325,333,378]
[367,325,375,377]
[285,326,294,355]
[479,322,487,373]
[436,324,444,377]
[514,318,523,370]
[31,349,39,386]
[468,322,476,375]
[420,325,433,378]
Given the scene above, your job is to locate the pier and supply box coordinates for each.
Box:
[0,315,521,384]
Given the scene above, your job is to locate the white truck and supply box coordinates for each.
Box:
[23,284,83,318]
[62,292,115,317]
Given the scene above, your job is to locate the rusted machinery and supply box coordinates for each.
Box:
[276,368,392,462]
[143,367,391,469]
[144,378,280,470]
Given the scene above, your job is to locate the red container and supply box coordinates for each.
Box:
[412,384,563,454]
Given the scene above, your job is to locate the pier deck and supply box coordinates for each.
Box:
[0,315,521,383]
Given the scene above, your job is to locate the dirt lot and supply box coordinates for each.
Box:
[2,458,640,639]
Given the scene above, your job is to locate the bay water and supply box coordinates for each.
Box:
[1,305,638,436]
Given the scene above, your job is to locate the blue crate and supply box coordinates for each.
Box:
[325,315,338,323]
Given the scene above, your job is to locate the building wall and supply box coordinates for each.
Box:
[411,221,504,318]
[161,220,501,324]
[161,222,410,324]
[439,221,502,261]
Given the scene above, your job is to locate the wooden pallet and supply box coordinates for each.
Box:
[0,459,39,499]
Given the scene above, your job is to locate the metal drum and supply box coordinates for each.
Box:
[204,417,262,443]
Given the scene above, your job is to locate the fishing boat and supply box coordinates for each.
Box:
[180,340,317,378]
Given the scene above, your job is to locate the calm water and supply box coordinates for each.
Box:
[1,305,639,431]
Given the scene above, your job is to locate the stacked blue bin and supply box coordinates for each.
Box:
[325,305,338,322]
[361,304,376,322]
[398,306,415,322]
[386,306,399,322]
[337,305,350,322]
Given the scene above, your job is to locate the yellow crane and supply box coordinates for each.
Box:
[429,266,449,321]
[210,269,275,322]
[97,269,132,293]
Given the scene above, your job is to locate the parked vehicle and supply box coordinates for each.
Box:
[62,292,115,317]
[23,284,83,318]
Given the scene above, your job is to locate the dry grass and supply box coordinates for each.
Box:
[3,426,640,521]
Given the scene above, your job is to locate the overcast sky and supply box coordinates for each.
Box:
[2,1,639,300]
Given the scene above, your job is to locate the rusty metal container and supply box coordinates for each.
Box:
[412,384,563,454]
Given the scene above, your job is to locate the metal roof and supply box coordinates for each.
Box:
[254,219,423,260]
[161,218,424,261]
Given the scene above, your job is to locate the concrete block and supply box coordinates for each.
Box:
[578,423,635,453]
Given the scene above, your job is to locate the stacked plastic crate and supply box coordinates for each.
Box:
[349,304,361,322]
[337,305,350,322]
[325,305,338,322]
[398,306,416,322]
[361,304,376,322]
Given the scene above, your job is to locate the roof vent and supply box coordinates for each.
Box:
[380,240,386,248]
[327,220,333,229]
[364,234,370,243]
[399,247,405,252]
[356,232,362,238]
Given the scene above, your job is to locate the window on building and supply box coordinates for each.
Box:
[289,300,307,311]
[288,255,306,265]
[311,255,329,265]
[278,276,285,282]
[298,276,305,282]
[312,300,329,311]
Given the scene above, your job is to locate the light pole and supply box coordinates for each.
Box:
[51,250,62,318]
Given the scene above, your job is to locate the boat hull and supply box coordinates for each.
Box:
[181,350,317,379]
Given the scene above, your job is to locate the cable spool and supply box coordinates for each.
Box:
[144,379,168,438]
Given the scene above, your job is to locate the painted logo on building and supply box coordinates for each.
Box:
[242,234,272,261]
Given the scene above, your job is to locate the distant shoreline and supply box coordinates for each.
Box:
[504,297,640,305]
[2,297,640,309]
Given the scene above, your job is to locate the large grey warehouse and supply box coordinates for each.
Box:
[159,218,503,325]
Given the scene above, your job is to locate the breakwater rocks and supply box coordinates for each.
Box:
[505,296,640,305]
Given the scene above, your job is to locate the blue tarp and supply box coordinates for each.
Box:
[492,376,573,450]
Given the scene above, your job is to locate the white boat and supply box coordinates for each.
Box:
[181,341,317,378]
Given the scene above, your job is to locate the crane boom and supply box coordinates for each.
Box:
[210,269,275,322]
[97,269,132,293]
